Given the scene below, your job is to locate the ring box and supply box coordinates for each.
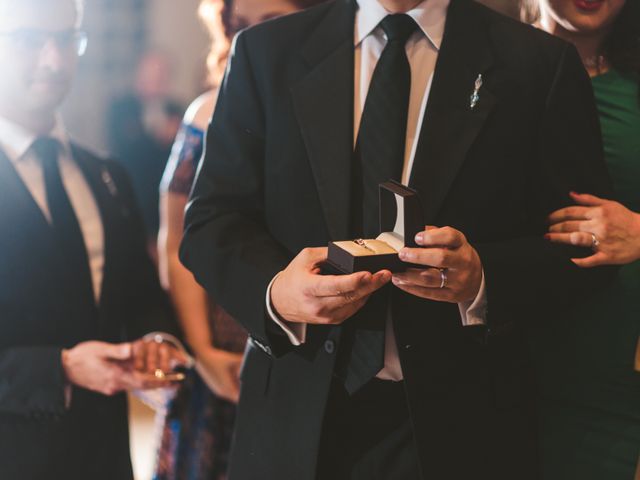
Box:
[327,180,425,274]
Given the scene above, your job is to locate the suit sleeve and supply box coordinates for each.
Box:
[0,347,66,417]
[474,43,617,338]
[180,32,294,357]
[107,161,179,340]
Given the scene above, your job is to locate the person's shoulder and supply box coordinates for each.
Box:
[70,141,111,166]
[471,1,569,63]
[70,141,132,190]
[183,90,218,131]
[249,0,337,34]
[239,0,342,49]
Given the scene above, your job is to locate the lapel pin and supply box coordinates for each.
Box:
[101,168,118,197]
[470,74,483,110]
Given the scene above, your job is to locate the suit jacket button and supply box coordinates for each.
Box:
[324,340,335,354]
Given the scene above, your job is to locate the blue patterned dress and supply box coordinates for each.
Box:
[154,123,247,480]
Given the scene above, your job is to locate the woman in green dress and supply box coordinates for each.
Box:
[522,0,640,478]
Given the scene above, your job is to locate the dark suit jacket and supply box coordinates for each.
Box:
[0,143,174,480]
[181,0,616,478]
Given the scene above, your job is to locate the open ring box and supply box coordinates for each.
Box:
[327,180,425,274]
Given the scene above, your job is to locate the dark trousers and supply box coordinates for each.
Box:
[316,378,422,480]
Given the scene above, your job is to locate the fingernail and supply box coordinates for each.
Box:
[399,249,412,261]
[392,276,402,285]
[415,233,424,244]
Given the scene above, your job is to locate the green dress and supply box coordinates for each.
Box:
[538,69,640,479]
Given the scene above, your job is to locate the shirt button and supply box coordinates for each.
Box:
[324,340,335,354]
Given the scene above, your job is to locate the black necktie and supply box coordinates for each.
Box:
[357,13,418,238]
[342,15,418,394]
[32,137,93,301]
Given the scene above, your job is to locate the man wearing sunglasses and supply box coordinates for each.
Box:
[0,1,186,479]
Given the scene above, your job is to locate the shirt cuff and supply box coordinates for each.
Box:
[458,270,487,326]
[265,272,307,346]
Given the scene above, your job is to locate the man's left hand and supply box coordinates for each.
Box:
[392,226,483,303]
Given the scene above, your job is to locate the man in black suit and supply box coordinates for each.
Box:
[181,0,615,478]
[0,1,184,479]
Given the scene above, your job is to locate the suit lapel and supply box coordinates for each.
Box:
[409,0,496,223]
[71,145,122,307]
[291,0,356,241]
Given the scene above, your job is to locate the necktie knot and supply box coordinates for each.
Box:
[380,14,418,45]
[31,137,61,166]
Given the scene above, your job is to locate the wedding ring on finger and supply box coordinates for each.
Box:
[439,268,448,289]
[154,368,166,380]
[590,233,600,251]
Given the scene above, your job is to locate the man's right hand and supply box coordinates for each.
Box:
[62,341,171,396]
[271,247,391,325]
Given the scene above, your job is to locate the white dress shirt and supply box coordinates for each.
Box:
[268,0,487,380]
[0,116,105,302]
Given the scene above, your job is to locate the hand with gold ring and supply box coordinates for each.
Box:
[271,247,391,326]
[392,226,483,303]
[131,335,189,380]
[546,192,640,267]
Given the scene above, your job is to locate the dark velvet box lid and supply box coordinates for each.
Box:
[327,180,425,274]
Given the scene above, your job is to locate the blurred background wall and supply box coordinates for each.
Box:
[62,0,210,152]
[62,0,519,153]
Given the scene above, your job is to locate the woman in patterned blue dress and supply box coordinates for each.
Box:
[154,0,325,478]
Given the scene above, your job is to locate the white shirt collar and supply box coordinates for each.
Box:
[355,0,450,50]
[0,115,70,165]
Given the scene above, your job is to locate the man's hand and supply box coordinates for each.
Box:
[131,337,189,376]
[196,348,243,404]
[271,247,392,325]
[392,226,482,303]
[62,341,172,396]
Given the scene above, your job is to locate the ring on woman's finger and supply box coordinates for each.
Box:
[590,233,600,251]
[154,368,166,380]
[439,269,448,289]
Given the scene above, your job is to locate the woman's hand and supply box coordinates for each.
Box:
[546,192,640,267]
[195,347,243,404]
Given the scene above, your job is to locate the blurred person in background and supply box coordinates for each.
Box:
[0,0,186,478]
[108,50,184,258]
[155,0,327,478]
[522,0,640,478]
